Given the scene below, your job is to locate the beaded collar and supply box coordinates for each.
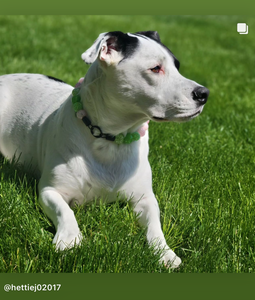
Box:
[72,78,149,145]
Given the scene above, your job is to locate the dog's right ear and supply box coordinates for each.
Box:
[82,31,139,66]
[82,32,133,66]
[136,31,161,42]
[81,32,108,64]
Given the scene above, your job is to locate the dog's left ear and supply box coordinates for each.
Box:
[135,31,161,42]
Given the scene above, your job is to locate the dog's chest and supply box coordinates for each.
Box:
[63,142,140,204]
[89,160,136,199]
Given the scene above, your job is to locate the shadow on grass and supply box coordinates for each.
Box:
[0,153,55,236]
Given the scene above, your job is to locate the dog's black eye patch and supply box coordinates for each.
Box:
[45,75,66,84]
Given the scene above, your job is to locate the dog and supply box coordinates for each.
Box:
[0,31,209,268]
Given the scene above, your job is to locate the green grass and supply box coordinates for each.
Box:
[0,15,255,273]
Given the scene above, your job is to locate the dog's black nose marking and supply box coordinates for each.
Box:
[192,86,209,104]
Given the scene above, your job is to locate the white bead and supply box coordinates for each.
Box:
[76,110,86,119]
[75,77,84,88]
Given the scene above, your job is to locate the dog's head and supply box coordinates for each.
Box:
[81,31,209,123]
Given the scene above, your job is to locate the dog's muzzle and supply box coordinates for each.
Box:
[192,86,210,105]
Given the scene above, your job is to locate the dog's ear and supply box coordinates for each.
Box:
[98,35,124,65]
[82,31,139,66]
[81,32,108,64]
[81,32,128,66]
[135,31,161,42]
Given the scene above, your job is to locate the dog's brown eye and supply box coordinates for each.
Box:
[150,66,161,73]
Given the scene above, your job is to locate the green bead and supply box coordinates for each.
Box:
[73,102,83,112]
[72,95,81,104]
[123,133,133,144]
[132,132,140,141]
[115,133,125,145]
[72,88,80,96]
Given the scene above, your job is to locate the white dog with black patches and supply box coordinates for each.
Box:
[0,31,209,268]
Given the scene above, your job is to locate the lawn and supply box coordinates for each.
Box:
[0,15,254,273]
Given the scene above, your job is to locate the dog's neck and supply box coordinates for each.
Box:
[74,69,149,142]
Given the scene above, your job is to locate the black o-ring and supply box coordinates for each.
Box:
[90,126,103,138]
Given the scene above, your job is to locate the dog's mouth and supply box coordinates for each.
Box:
[152,116,169,122]
[174,108,203,122]
[181,110,201,119]
[152,108,203,123]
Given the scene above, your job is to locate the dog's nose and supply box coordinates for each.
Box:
[192,86,209,104]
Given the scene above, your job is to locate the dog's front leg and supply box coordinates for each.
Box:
[39,183,82,250]
[130,194,181,268]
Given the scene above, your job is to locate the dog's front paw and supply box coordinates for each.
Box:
[161,249,182,269]
[53,229,83,251]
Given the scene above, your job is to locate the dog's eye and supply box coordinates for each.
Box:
[150,66,161,73]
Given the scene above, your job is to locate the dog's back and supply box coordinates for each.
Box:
[0,73,72,168]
